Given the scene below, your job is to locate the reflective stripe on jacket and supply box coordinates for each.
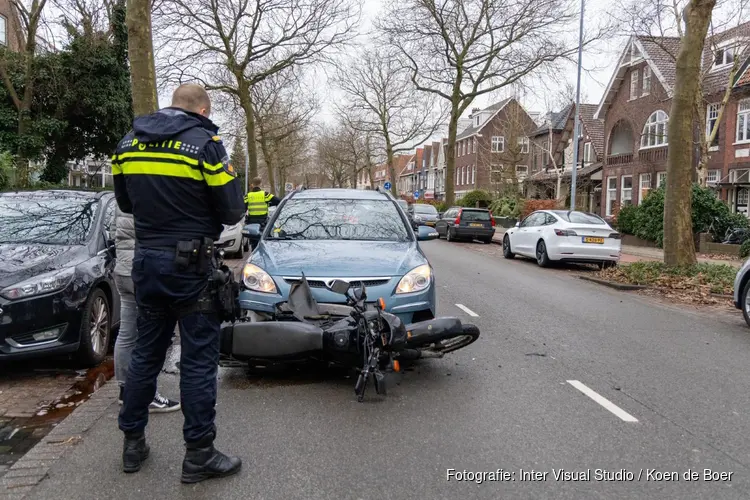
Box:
[244,190,274,216]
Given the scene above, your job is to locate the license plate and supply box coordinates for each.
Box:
[582,236,604,244]
[470,223,483,227]
[426,221,436,226]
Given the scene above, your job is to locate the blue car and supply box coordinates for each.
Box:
[239,188,439,324]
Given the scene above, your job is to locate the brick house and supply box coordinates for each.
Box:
[724,58,750,214]
[425,140,442,200]
[0,0,24,53]
[397,152,417,196]
[595,25,750,218]
[452,98,538,198]
[526,103,605,211]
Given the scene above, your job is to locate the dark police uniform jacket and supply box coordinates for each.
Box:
[112,107,245,248]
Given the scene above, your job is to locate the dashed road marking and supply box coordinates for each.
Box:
[567,380,639,422]
[455,304,479,317]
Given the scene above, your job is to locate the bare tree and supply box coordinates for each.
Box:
[127,0,158,115]
[334,48,446,197]
[51,0,114,37]
[664,0,716,266]
[378,0,608,205]
[253,69,319,195]
[155,0,360,180]
[0,0,50,187]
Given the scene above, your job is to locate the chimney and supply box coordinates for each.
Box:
[471,107,480,115]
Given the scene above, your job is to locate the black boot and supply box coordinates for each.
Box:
[181,433,242,484]
[122,432,149,473]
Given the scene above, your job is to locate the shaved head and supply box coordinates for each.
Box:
[171,84,211,117]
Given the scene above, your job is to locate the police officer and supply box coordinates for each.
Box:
[112,84,245,483]
[244,177,280,226]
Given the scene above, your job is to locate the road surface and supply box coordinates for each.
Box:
[25,240,750,499]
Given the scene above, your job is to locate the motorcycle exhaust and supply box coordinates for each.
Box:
[404,317,464,348]
[220,322,324,360]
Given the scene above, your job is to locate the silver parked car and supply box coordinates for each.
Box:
[733,260,750,326]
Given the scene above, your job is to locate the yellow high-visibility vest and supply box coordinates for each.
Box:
[244,190,273,216]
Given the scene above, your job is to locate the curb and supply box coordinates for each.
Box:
[577,275,649,291]
[0,380,119,499]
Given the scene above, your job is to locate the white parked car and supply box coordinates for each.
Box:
[218,221,244,259]
[502,210,621,268]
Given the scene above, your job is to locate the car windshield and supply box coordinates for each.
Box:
[552,210,607,225]
[413,204,438,215]
[0,193,100,245]
[270,198,410,241]
[461,210,491,222]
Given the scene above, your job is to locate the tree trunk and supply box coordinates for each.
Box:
[257,122,276,195]
[238,82,259,180]
[664,0,715,267]
[444,108,459,206]
[386,143,398,197]
[126,0,158,116]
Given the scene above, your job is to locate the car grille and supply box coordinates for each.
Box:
[283,278,391,289]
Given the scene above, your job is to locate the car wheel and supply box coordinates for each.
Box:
[536,240,551,268]
[503,235,515,259]
[242,238,250,253]
[742,280,750,328]
[447,228,456,242]
[76,288,111,367]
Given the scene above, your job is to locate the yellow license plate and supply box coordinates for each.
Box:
[470,223,483,227]
[425,221,436,226]
[582,237,604,244]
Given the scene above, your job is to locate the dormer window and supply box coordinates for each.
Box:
[474,115,480,127]
[630,43,641,62]
[713,42,741,70]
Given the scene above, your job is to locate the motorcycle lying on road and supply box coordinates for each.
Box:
[215,252,480,401]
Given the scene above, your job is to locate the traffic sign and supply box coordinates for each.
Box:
[384,181,391,190]
[414,190,420,199]
[284,182,294,192]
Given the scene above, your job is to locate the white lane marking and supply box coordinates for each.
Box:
[455,304,479,317]
[567,380,639,422]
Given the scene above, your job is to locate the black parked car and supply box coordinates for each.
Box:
[435,206,496,244]
[0,190,120,366]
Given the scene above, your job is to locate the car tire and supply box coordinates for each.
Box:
[536,240,551,268]
[742,279,750,328]
[76,288,112,367]
[447,228,455,242]
[503,235,515,259]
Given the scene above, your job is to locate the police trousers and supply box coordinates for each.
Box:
[118,247,220,444]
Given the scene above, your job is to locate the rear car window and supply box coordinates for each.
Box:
[461,210,491,222]
[553,211,607,225]
[271,198,410,241]
[413,204,438,214]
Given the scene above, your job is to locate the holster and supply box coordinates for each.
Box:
[174,237,215,274]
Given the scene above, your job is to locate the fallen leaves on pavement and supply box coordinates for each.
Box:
[598,261,737,305]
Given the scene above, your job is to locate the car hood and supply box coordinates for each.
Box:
[250,240,425,277]
[0,244,89,289]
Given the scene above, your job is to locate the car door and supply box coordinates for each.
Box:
[98,198,120,322]
[515,212,544,256]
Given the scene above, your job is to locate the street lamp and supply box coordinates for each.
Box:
[569,0,585,210]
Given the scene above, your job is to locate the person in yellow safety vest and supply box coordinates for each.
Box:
[244,177,280,226]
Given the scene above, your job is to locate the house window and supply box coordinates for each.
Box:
[491,136,505,152]
[714,44,739,70]
[642,66,651,96]
[471,138,475,154]
[706,103,720,147]
[658,171,667,187]
[0,16,6,46]
[583,142,592,164]
[461,166,466,185]
[474,115,480,128]
[471,165,476,185]
[606,177,617,216]
[639,173,651,205]
[491,168,503,184]
[630,69,639,100]
[737,99,750,143]
[641,110,669,148]
[518,137,529,154]
[516,165,528,178]
[621,175,633,206]
[707,169,721,184]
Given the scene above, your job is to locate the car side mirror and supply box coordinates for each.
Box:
[417,226,439,241]
[515,222,521,228]
[242,224,261,238]
[329,279,351,295]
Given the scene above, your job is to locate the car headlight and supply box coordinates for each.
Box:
[396,264,431,294]
[0,267,75,300]
[242,264,277,294]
